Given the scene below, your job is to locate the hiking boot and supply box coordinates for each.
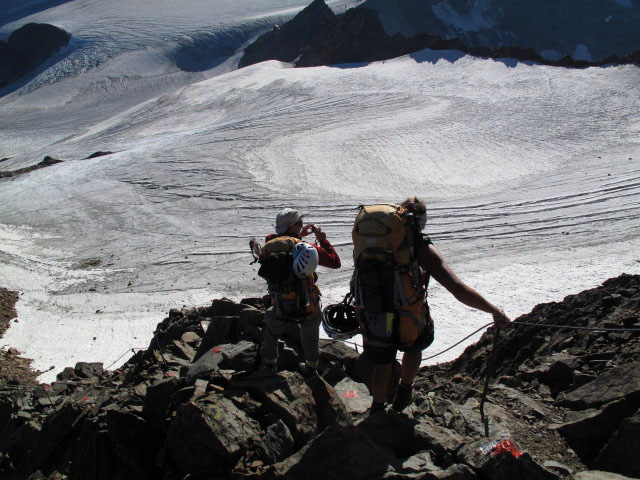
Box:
[369,401,386,416]
[298,362,318,379]
[391,382,413,411]
[259,362,277,374]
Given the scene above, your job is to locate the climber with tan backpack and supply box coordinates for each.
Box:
[352,197,510,415]
[252,208,341,377]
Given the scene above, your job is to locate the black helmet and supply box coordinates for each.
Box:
[322,294,359,341]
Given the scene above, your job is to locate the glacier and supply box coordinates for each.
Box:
[0,0,639,382]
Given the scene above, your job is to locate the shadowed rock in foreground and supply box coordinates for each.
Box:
[1,274,639,479]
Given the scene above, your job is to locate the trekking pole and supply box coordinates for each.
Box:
[479,326,501,437]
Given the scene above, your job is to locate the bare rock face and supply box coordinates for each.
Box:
[0,23,70,88]
[238,0,337,68]
[1,275,639,479]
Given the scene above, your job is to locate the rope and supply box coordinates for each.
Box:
[105,347,146,370]
[422,322,494,361]
[417,318,640,362]
[509,320,640,333]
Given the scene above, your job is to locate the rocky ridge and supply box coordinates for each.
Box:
[0,156,63,179]
[239,0,640,69]
[0,23,70,89]
[0,274,639,480]
[0,288,38,389]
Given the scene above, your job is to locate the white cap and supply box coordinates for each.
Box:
[275,208,305,234]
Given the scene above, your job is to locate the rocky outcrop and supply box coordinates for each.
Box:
[238,0,337,68]
[0,156,63,179]
[240,1,640,69]
[83,152,113,160]
[441,273,640,476]
[0,288,38,389]
[361,0,640,62]
[0,23,70,89]
[0,274,639,479]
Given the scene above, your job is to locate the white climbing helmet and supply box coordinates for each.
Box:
[292,242,319,278]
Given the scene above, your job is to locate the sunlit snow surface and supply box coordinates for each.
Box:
[1,1,639,382]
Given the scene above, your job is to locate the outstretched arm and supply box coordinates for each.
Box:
[425,244,509,327]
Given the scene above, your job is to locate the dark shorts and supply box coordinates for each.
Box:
[363,314,434,365]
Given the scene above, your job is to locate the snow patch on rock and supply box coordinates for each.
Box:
[573,43,593,61]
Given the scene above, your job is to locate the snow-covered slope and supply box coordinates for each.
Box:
[361,0,640,61]
[0,0,639,382]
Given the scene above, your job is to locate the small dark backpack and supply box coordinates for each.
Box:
[257,236,309,321]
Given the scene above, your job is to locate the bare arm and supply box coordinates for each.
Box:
[425,244,509,327]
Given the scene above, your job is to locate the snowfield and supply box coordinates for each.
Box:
[1,0,639,382]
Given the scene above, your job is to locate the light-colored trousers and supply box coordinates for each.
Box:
[261,305,322,368]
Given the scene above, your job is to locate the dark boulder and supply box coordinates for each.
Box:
[142,377,179,434]
[269,424,397,479]
[193,316,236,362]
[74,362,103,379]
[211,297,244,316]
[103,409,162,478]
[252,419,295,465]
[304,375,353,429]
[557,361,640,410]
[229,371,318,446]
[188,340,257,380]
[0,23,70,88]
[217,340,258,371]
[164,394,261,475]
[318,339,359,373]
[20,403,82,474]
[553,398,637,463]
[359,411,464,463]
[186,344,224,380]
[594,407,640,478]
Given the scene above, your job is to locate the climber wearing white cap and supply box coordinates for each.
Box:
[258,208,341,377]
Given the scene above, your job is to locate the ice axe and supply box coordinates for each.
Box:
[249,237,261,264]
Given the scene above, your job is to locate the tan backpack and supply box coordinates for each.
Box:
[352,204,426,348]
